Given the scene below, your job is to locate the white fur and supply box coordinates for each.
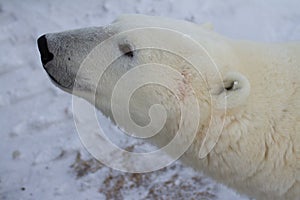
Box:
[41,15,300,200]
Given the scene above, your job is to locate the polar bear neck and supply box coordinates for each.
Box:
[195,40,300,199]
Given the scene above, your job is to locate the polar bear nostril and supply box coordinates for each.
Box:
[37,35,54,65]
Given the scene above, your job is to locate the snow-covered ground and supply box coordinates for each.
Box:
[0,0,299,199]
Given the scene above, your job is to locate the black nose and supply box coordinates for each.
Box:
[37,35,54,65]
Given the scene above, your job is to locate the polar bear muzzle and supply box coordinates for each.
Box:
[37,27,111,91]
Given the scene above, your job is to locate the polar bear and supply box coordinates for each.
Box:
[37,15,300,200]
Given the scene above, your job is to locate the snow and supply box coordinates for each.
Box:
[0,0,299,199]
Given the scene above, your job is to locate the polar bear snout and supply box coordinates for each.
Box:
[37,35,54,65]
[37,27,112,91]
[37,33,77,91]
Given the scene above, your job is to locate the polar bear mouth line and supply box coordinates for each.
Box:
[47,72,73,90]
[46,68,95,94]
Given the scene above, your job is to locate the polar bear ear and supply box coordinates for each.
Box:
[214,72,250,109]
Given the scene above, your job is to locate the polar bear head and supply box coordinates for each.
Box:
[37,14,254,162]
[38,14,250,115]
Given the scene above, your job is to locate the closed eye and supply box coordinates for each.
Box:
[118,43,134,58]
